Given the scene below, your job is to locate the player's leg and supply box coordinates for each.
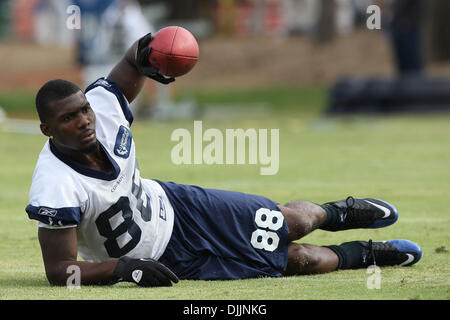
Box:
[279,196,399,242]
[278,201,327,242]
[278,200,421,275]
[283,239,422,276]
[283,243,339,275]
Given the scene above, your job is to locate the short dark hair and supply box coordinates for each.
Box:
[35,79,82,122]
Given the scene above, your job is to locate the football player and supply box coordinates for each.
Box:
[26,33,422,287]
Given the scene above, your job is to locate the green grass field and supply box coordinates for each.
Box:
[0,87,449,300]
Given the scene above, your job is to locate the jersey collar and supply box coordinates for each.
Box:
[49,139,120,181]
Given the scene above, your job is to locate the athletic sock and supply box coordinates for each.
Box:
[325,241,365,269]
[319,203,342,230]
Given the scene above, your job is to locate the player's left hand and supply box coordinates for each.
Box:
[135,33,175,85]
[114,256,179,287]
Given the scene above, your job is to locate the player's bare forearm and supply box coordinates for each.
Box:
[38,227,119,286]
[46,259,118,286]
[107,40,146,104]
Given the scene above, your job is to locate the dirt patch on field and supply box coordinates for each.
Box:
[189,29,396,89]
[0,41,82,90]
[1,28,450,92]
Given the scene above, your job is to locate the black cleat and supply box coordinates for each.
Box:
[359,239,422,267]
[321,196,398,231]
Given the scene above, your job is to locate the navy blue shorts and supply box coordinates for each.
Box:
[155,181,289,280]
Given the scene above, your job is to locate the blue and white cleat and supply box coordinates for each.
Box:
[321,196,399,231]
[360,239,422,267]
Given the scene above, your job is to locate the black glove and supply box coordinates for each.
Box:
[135,33,175,85]
[114,256,179,287]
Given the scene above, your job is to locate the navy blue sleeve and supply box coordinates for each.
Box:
[26,205,81,227]
[85,77,134,125]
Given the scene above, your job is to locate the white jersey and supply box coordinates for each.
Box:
[26,78,174,263]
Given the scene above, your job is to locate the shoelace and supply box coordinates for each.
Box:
[346,196,355,206]
[337,196,355,222]
[367,239,377,266]
[345,196,356,211]
[342,196,362,224]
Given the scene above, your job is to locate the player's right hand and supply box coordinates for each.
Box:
[113,256,179,287]
[135,33,175,85]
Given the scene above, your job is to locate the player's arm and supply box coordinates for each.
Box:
[38,227,118,286]
[38,227,179,287]
[107,33,174,104]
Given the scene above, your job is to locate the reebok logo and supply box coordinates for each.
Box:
[38,207,58,217]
